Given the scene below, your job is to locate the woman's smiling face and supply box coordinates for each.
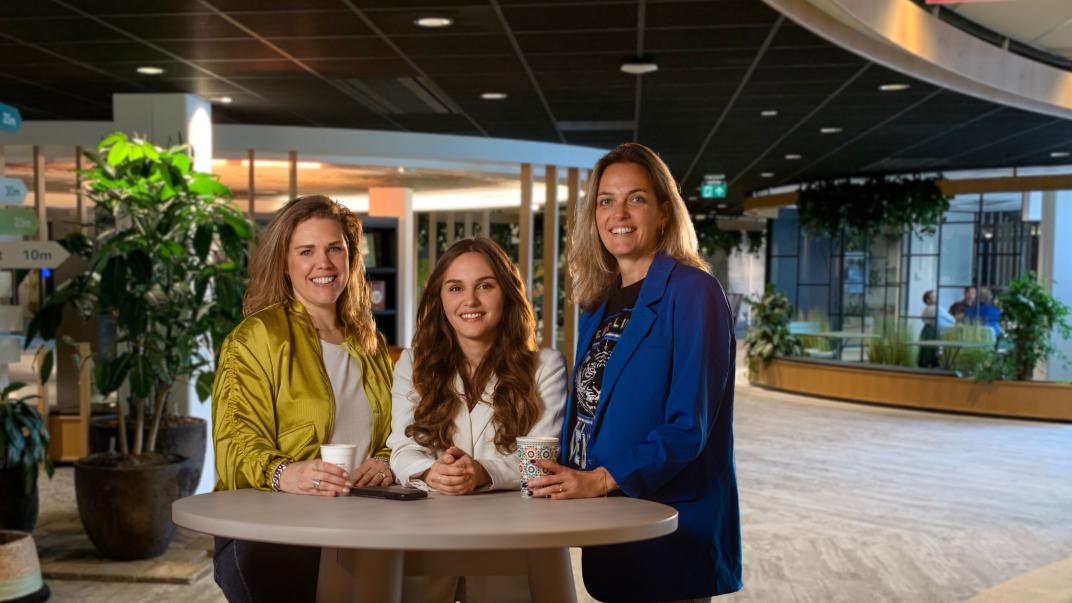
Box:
[286,217,349,312]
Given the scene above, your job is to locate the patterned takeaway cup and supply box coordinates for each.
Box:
[516,436,560,497]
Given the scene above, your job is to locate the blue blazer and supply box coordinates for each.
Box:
[561,252,741,601]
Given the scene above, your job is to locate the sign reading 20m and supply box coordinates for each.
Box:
[0,103,21,133]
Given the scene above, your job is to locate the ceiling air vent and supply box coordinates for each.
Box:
[557,120,636,132]
[334,77,461,115]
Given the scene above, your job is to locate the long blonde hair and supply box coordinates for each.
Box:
[406,237,540,455]
[568,143,709,312]
[243,195,379,354]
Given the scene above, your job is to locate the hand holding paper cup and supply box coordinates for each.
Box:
[320,444,357,477]
[516,436,560,497]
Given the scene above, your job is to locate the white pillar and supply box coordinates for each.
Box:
[1039,191,1072,381]
[112,93,213,173]
[114,93,216,493]
[370,188,416,347]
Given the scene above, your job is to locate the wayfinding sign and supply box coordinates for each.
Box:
[0,103,21,133]
[700,181,727,199]
[0,178,27,205]
[0,208,38,236]
[0,242,70,269]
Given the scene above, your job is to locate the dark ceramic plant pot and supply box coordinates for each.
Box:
[88,415,206,497]
[0,468,38,532]
[74,452,197,561]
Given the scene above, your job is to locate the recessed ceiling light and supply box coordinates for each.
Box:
[879,83,910,92]
[1050,151,1070,158]
[820,127,842,134]
[136,66,165,75]
[480,92,508,100]
[703,173,725,181]
[415,17,453,28]
[717,203,727,209]
[620,57,658,75]
[760,172,775,178]
[687,195,698,201]
[760,110,778,117]
[212,96,233,104]
[785,154,802,160]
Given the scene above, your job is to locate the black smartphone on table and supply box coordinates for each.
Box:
[348,485,428,501]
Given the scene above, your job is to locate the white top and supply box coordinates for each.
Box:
[321,340,372,462]
[173,489,678,551]
[922,304,956,333]
[388,348,567,492]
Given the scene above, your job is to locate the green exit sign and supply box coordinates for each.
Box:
[701,181,726,199]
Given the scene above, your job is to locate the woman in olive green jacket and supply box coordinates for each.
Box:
[210,195,394,603]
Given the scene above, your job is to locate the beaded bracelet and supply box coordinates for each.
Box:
[271,460,291,492]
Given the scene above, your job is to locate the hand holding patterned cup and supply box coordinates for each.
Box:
[516,436,560,497]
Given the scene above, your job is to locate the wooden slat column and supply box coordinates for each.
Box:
[541,166,559,348]
[518,163,534,295]
[562,167,581,370]
[288,150,298,199]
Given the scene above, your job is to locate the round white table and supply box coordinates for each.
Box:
[173,489,677,602]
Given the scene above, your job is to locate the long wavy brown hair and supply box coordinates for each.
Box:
[406,237,540,455]
[242,194,378,354]
[569,142,710,312]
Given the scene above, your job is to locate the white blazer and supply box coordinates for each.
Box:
[389,347,567,491]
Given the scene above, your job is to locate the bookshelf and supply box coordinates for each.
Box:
[361,216,399,345]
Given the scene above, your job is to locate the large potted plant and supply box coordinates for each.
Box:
[0,383,53,531]
[989,272,1071,380]
[26,132,254,560]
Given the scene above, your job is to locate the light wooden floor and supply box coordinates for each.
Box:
[40,375,1072,602]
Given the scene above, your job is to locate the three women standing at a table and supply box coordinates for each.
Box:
[210,195,396,602]
[389,237,567,601]
[528,143,743,602]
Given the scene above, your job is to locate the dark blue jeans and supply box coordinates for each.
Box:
[213,537,320,603]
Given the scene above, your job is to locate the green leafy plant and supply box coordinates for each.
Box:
[745,284,803,376]
[986,273,1071,380]
[866,322,918,367]
[797,175,951,241]
[25,132,255,456]
[0,382,54,494]
[940,325,995,374]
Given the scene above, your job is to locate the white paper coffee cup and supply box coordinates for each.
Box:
[320,444,357,476]
[516,436,560,497]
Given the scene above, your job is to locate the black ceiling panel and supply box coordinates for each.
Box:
[0,0,1069,214]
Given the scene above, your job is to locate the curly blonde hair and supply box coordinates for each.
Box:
[568,143,709,312]
[242,195,379,354]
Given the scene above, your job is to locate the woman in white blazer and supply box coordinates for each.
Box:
[389,237,566,602]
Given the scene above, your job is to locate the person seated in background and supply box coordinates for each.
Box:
[948,285,976,321]
[921,290,955,334]
[210,195,395,603]
[389,236,567,602]
[966,287,1002,337]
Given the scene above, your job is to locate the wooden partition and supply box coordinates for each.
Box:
[751,358,1072,422]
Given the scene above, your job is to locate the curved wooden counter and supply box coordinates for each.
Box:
[751,358,1072,422]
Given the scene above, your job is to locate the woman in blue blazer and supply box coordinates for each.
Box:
[529,143,741,602]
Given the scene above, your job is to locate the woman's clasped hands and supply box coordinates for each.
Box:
[278,458,393,496]
[422,446,491,495]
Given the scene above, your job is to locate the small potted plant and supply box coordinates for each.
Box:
[744,284,804,378]
[0,382,54,531]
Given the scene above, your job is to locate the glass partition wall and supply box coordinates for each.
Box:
[766,192,1039,362]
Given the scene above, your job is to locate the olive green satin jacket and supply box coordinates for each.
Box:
[211,300,393,491]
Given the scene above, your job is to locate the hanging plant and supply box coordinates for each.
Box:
[692,213,763,256]
[797,174,950,240]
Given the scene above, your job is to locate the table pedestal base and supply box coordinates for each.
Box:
[317,547,576,603]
